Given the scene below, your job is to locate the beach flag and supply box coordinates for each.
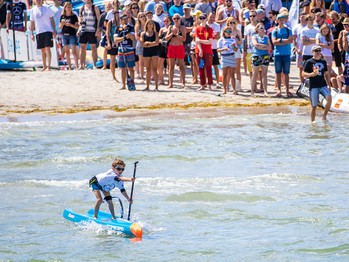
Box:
[289,0,300,30]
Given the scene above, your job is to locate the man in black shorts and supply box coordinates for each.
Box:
[30,0,56,71]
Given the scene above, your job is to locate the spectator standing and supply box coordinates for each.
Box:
[207,12,221,89]
[244,10,258,85]
[271,13,293,97]
[140,19,159,91]
[216,0,239,30]
[168,0,183,18]
[309,0,327,15]
[158,16,171,85]
[135,12,146,82]
[181,4,194,66]
[227,17,242,91]
[330,11,344,75]
[30,0,56,71]
[301,14,319,64]
[302,45,332,122]
[314,12,326,29]
[6,0,27,32]
[329,0,349,16]
[293,12,307,82]
[217,26,238,94]
[195,13,214,91]
[153,3,167,28]
[77,0,101,69]
[59,2,79,70]
[50,0,63,44]
[98,1,113,70]
[144,0,167,14]
[166,13,186,88]
[194,0,212,16]
[259,0,282,16]
[106,11,120,81]
[115,13,136,90]
[316,24,334,73]
[130,2,140,19]
[251,23,271,96]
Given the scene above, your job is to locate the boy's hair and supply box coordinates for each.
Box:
[112,159,125,167]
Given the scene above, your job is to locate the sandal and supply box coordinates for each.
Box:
[286,92,293,98]
[232,90,238,95]
[275,92,282,98]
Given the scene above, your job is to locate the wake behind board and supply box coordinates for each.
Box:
[297,80,349,113]
[63,208,142,238]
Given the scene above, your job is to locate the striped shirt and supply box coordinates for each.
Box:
[81,6,96,33]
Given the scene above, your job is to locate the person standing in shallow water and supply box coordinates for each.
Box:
[302,45,332,123]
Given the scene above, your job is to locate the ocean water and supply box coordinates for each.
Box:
[1,107,349,261]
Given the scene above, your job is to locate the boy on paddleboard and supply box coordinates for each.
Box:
[89,159,135,219]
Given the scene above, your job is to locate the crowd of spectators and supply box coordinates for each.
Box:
[1,0,349,96]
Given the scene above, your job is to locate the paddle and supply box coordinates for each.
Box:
[127,161,139,221]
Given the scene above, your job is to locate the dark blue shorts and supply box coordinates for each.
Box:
[274,55,291,74]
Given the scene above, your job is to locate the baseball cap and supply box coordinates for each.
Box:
[312,45,322,52]
[183,3,191,9]
[277,14,286,20]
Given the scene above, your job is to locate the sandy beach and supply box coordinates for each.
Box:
[0,62,308,116]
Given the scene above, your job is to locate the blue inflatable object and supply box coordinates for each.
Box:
[63,208,142,237]
[0,59,41,69]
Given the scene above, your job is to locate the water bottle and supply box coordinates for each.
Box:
[199,58,204,69]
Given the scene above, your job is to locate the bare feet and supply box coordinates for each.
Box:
[120,86,126,90]
[198,86,206,91]
[143,87,150,91]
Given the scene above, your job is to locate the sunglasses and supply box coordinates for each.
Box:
[250,15,256,17]
[314,50,322,52]
[229,21,236,24]
[114,166,125,171]
[139,15,145,18]
[224,30,232,34]
[173,17,180,20]
[132,7,138,9]
[225,0,232,2]
[199,17,206,20]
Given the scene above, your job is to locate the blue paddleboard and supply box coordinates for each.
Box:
[63,208,142,237]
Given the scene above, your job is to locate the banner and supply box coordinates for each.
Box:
[289,0,300,30]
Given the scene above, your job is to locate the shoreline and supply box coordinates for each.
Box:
[0,62,307,117]
[1,105,310,123]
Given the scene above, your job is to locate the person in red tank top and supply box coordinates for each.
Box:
[195,13,214,90]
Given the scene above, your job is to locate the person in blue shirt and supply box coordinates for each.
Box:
[144,0,167,14]
[271,13,293,97]
[168,0,183,18]
[251,23,272,96]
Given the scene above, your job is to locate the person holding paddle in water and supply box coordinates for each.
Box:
[89,159,135,219]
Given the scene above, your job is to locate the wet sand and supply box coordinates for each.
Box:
[0,62,308,116]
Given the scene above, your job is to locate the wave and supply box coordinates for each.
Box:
[166,191,276,203]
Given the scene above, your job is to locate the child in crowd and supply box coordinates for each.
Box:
[217,27,238,94]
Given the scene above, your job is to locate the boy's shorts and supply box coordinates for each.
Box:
[310,86,331,107]
[118,47,135,68]
[274,55,291,74]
